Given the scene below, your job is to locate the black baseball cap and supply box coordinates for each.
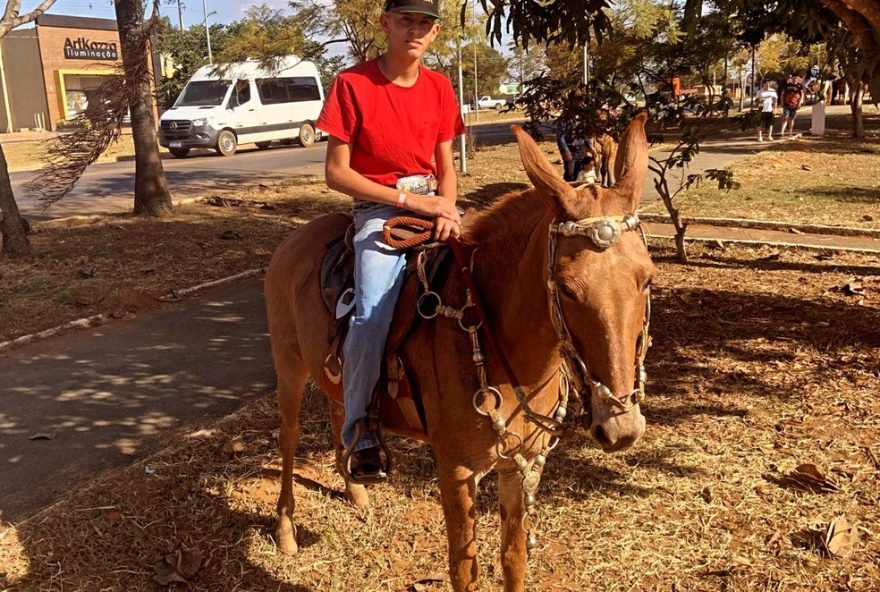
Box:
[384,0,441,19]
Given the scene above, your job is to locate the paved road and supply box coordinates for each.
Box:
[0,278,274,523]
[11,142,329,221]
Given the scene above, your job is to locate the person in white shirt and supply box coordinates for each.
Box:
[756,80,778,142]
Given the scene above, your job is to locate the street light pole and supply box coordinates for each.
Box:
[457,40,467,174]
[177,0,185,31]
[202,0,213,65]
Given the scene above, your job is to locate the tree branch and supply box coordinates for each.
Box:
[1,0,57,37]
[820,0,877,50]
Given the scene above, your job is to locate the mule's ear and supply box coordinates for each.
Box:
[513,125,582,219]
[612,112,649,211]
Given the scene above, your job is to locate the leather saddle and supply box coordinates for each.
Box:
[317,212,452,440]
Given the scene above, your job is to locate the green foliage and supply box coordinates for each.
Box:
[705,167,741,191]
[216,5,310,68]
[477,0,612,49]
[157,19,231,109]
[429,42,509,101]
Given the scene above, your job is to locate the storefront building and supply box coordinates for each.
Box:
[0,14,157,133]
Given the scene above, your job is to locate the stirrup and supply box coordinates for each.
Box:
[338,422,391,486]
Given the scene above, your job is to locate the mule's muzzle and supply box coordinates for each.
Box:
[590,406,645,453]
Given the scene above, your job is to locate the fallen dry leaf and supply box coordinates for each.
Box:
[28,433,55,441]
[223,436,248,456]
[839,280,866,296]
[787,463,839,493]
[824,517,859,558]
[410,573,450,591]
[152,547,202,586]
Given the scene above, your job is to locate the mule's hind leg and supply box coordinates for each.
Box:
[328,399,370,508]
[498,469,528,592]
[273,349,308,555]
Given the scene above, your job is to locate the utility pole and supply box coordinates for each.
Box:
[177,0,185,31]
[202,0,213,65]
[750,44,756,109]
[471,0,478,122]
[457,40,467,174]
[583,43,589,86]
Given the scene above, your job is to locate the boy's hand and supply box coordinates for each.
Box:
[408,194,460,225]
[434,215,461,241]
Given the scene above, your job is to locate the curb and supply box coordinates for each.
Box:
[0,267,264,354]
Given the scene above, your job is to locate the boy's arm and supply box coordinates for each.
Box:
[433,139,462,241]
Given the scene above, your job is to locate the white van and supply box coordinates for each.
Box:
[158,55,324,157]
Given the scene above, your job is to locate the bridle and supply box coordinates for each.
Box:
[381,211,652,551]
[546,213,652,414]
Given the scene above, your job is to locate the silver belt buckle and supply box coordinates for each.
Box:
[396,174,437,195]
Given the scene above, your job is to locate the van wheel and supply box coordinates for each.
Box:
[298,123,316,147]
[169,147,190,158]
[255,141,272,150]
[494,103,504,112]
[216,130,237,156]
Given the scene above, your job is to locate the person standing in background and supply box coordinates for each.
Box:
[756,80,778,142]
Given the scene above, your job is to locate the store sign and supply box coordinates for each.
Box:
[63,37,119,61]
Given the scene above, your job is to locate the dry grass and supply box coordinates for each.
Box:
[1,243,878,591]
[1,125,879,591]
[640,107,880,230]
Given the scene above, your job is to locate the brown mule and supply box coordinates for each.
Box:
[264,113,656,591]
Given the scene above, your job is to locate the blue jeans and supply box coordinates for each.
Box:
[342,203,408,451]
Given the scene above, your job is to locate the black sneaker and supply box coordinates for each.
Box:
[349,446,387,484]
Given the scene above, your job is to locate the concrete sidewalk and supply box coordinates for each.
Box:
[0,278,275,523]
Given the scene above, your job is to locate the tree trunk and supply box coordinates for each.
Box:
[0,143,31,257]
[114,0,172,216]
[850,81,864,138]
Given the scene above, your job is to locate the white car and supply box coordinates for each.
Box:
[476,95,510,111]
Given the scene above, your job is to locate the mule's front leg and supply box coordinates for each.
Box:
[328,399,369,508]
[438,465,480,592]
[498,469,528,592]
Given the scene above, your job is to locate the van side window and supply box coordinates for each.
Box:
[257,77,321,104]
[286,77,321,102]
[235,80,251,105]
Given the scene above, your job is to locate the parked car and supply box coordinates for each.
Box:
[158,55,324,158]
[476,95,510,111]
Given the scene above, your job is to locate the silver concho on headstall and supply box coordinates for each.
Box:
[587,219,622,249]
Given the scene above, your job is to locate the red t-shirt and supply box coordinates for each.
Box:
[317,59,466,188]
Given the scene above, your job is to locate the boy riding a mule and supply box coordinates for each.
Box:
[315,0,465,483]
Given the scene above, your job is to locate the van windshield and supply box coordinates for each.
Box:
[176,80,231,107]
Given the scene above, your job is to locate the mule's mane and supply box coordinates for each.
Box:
[463,188,549,245]
[459,188,551,292]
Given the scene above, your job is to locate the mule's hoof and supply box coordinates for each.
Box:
[278,535,299,555]
[346,484,370,509]
[276,530,298,555]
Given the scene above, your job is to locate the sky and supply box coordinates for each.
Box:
[22,0,285,29]
[21,0,508,62]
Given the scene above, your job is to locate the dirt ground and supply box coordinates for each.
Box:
[1,241,878,591]
[1,110,879,591]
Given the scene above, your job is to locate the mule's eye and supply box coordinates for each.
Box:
[559,283,578,300]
